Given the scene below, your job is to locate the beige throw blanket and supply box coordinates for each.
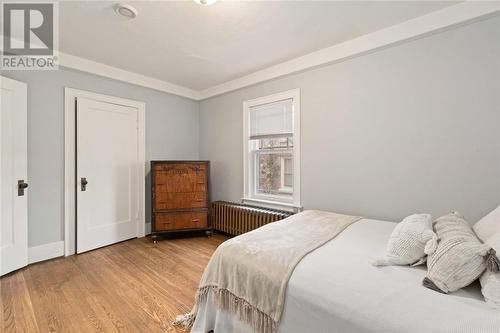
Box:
[175,210,361,333]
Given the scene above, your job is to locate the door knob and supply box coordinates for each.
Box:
[81,177,88,191]
[18,180,28,196]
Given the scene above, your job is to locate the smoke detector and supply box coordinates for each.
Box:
[193,0,217,6]
[115,3,138,19]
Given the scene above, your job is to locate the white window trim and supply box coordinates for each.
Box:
[243,88,301,211]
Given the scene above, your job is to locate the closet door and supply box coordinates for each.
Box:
[76,97,139,253]
[0,76,28,276]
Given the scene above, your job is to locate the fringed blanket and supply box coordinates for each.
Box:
[175,210,362,333]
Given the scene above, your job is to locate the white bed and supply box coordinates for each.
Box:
[192,218,500,333]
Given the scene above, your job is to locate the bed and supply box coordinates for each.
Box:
[191,218,500,333]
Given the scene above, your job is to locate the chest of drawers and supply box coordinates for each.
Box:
[151,161,211,238]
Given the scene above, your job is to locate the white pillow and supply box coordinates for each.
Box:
[372,214,436,267]
[473,205,500,242]
[480,231,500,309]
[424,212,491,294]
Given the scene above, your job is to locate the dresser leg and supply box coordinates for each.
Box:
[151,235,159,244]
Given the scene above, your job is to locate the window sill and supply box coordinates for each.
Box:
[278,187,293,194]
[241,197,303,213]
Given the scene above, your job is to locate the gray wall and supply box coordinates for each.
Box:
[2,68,199,247]
[2,15,499,248]
[199,16,500,223]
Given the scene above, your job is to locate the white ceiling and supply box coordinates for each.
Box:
[59,1,459,91]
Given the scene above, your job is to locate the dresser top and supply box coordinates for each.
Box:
[151,160,209,164]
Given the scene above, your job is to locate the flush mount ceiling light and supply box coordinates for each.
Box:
[115,3,138,19]
[193,0,217,6]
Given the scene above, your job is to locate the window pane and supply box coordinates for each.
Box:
[256,151,293,197]
[284,158,293,174]
[259,137,293,149]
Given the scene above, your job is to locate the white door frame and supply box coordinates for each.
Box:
[64,88,145,256]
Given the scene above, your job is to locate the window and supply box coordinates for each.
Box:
[280,156,293,193]
[243,89,300,209]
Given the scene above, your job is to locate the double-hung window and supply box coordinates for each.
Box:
[243,89,300,209]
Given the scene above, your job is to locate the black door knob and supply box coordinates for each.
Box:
[81,177,88,191]
[18,180,28,196]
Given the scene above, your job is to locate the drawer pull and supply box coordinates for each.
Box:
[192,219,200,223]
[197,181,205,184]
[195,198,204,202]
[162,221,172,224]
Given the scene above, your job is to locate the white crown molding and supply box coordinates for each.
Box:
[1,35,200,100]
[2,1,499,101]
[197,1,500,100]
[59,52,200,100]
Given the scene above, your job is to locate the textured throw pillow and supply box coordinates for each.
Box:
[480,231,500,309]
[423,212,498,294]
[473,205,500,242]
[372,214,437,267]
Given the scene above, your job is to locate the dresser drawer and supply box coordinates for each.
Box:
[154,212,208,231]
[195,172,207,192]
[155,192,207,210]
[153,163,206,173]
[155,171,197,193]
[154,171,207,193]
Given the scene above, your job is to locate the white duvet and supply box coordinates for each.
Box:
[192,219,500,333]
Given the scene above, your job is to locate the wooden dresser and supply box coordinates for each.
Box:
[151,161,211,239]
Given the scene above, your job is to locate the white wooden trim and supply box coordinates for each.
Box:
[137,104,146,239]
[64,88,146,256]
[1,37,199,100]
[243,88,301,208]
[59,52,200,100]
[28,241,64,264]
[198,1,500,100]
[241,197,303,213]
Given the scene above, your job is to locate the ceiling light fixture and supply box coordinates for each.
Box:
[115,3,138,19]
[193,0,217,6]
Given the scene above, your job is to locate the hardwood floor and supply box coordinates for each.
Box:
[1,234,227,332]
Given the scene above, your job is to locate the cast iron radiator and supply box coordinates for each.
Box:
[211,201,294,236]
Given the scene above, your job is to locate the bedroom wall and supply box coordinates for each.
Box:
[198,16,500,223]
[1,68,199,247]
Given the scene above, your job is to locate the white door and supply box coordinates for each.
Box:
[76,97,139,253]
[0,76,28,276]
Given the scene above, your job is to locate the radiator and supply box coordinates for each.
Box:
[211,201,294,236]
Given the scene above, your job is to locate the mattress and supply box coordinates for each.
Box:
[192,218,500,333]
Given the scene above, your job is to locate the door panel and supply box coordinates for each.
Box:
[76,97,139,253]
[1,76,28,275]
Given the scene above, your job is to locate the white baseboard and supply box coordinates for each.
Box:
[145,222,151,235]
[28,241,65,264]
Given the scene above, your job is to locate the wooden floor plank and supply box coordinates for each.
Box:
[0,234,226,332]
